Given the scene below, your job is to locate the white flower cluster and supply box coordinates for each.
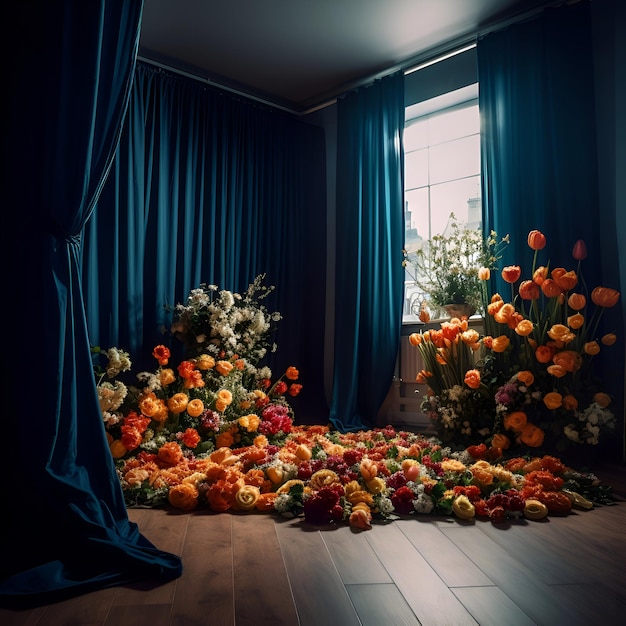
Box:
[564,402,616,445]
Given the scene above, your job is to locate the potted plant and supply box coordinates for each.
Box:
[404,214,507,319]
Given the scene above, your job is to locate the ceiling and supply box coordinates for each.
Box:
[139,0,555,113]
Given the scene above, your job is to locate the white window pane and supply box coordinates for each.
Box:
[428,105,480,144]
[404,118,429,151]
[404,188,429,247]
[429,177,482,233]
[430,135,480,185]
[405,148,428,190]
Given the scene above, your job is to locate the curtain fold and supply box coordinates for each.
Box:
[82,63,328,419]
[478,0,624,449]
[1,1,182,606]
[329,71,405,432]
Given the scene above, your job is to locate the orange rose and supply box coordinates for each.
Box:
[216,360,234,376]
[288,383,303,397]
[534,345,554,363]
[234,484,261,511]
[109,439,127,459]
[182,427,201,449]
[517,370,534,386]
[138,392,160,417]
[503,411,527,433]
[487,299,505,317]
[543,392,563,410]
[519,280,540,300]
[349,503,373,530]
[206,482,234,512]
[519,423,545,447]
[464,369,481,390]
[168,483,199,511]
[501,265,521,283]
[255,492,279,511]
[158,441,184,466]
[215,430,235,448]
[196,354,216,370]
[591,286,620,308]
[186,398,205,417]
[285,366,299,380]
[159,368,176,386]
[167,392,189,415]
[152,345,170,366]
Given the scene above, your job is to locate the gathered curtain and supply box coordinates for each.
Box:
[330,71,405,432]
[478,0,624,442]
[81,62,328,419]
[0,1,183,606]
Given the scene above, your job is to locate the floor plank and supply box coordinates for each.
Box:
[231,513,299,626]
[451,586,536,626]
[274,518,362,626]
[346,583,420,626]
[365,522,479,625]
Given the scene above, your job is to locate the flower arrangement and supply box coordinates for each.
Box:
[409,228,620,457]
[480,230,620,455]
[403,213,509,316]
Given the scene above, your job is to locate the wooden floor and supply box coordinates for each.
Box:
[2,464,625,626]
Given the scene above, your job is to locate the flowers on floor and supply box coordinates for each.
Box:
[410,229,620,456]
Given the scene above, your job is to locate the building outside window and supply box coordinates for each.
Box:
[403,86,481,323]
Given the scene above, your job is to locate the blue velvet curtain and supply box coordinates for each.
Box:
[478,0,624,448]
[81,62,328,420]
[0,1,182,606]
[329,72,405,431]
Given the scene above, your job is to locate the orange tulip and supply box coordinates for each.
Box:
[416,370,433,384]
[554,270,578,291]
[491,335,511,353]
[487,299,505,317]
[419,309,431,323]
[567,293,586,311]
[591,286,620,308]
[519,280,540,300]
[514,319,534,336]
[532,266,548,285]
[553,350,581,372]
[494,302,515,324]
[547,364,567,378]
[286,366,300,380]
[567,313,584,330]
[547,324,575,343]
[527,229,547,250]
[478,267,491,280]
[584,341,601,356]
[601,333,617,346]
[541,279,562,298]
[501,265,521,283]
[408,333,422,347]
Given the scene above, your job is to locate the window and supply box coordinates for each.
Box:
[403,85,481,322]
